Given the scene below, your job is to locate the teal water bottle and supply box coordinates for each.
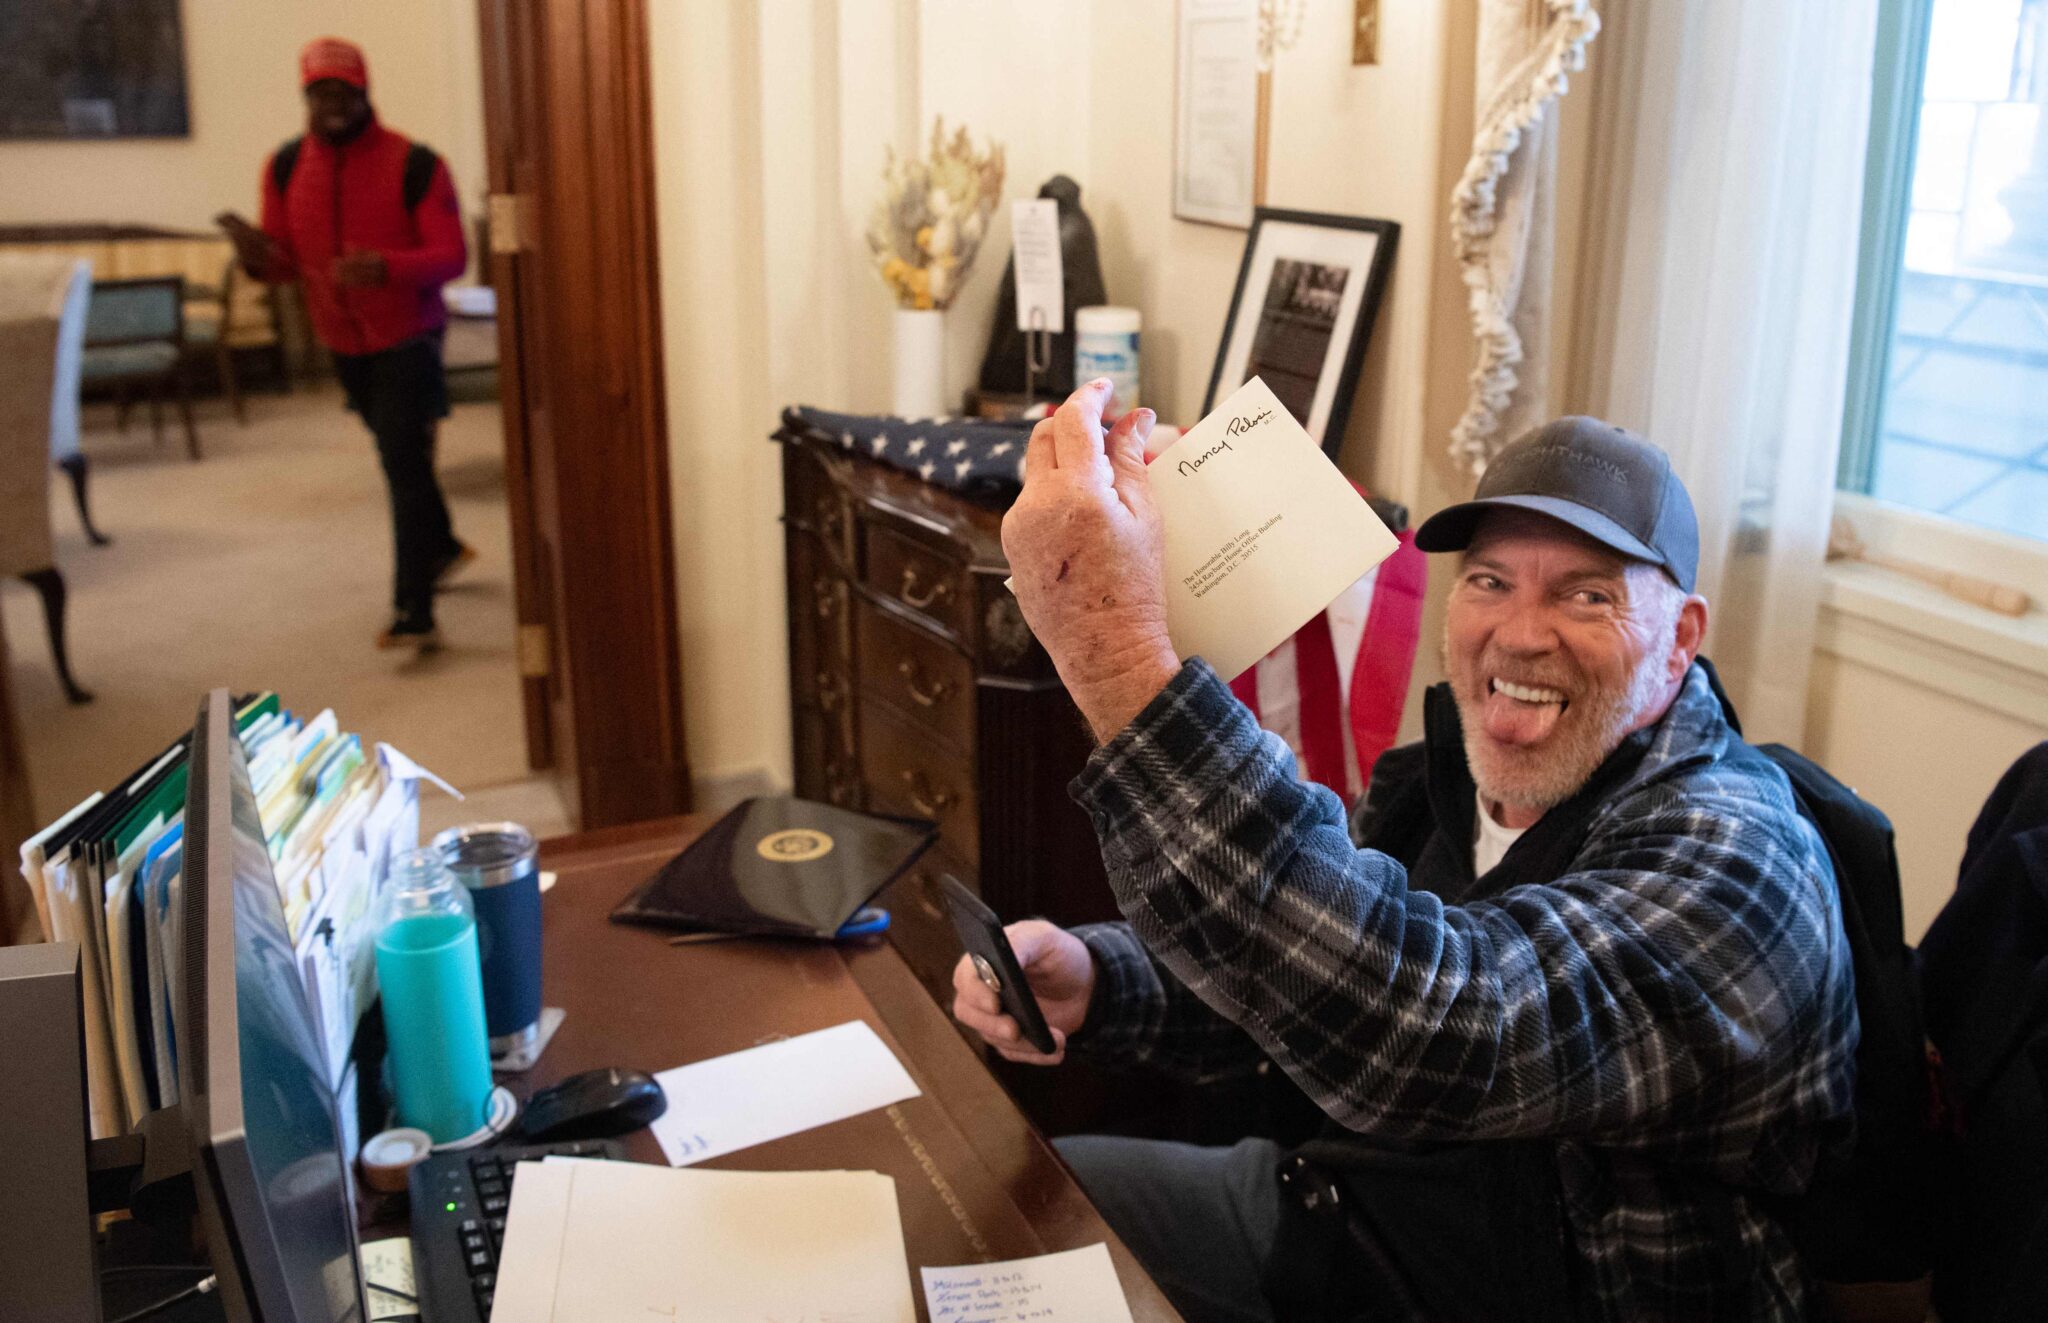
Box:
[375,848,494,1143]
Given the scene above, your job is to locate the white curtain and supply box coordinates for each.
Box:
[1563,0,1881,744]
[1449,0,1601,474]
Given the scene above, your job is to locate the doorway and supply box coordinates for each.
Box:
[0,0,690,873]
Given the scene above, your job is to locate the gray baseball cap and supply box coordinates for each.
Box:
[1415,416,1700,592]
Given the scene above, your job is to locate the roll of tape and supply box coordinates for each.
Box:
[359,1127,434,1194]
[431,1085,522,1152]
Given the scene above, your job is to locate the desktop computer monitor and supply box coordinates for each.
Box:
[179,689,366,1322]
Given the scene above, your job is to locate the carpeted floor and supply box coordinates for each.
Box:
[3,384,568,843]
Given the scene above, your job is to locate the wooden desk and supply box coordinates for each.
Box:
[395,816,1181,1320]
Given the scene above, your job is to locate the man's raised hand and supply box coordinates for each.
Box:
[1001,379,1178,743]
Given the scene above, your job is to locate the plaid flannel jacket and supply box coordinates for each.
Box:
[1069,661,1857,1321]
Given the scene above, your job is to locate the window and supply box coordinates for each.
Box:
[1841,0,2048,544]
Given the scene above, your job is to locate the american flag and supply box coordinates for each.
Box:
[778,406,1035,502]
[1228,511,1427,800]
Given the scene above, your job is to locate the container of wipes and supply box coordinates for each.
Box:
[1075,305,1141,416]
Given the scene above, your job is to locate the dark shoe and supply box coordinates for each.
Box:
[376,617,442,652]
[431,541,479,591]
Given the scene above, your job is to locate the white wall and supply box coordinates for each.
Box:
[1805,626,2048,941]
[0,0,487,235]
[1089,0,1454,509]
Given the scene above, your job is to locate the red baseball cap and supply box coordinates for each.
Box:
[300,37,368,91]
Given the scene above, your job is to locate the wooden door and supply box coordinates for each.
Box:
[476,0,692,828]
[0,613,38,944]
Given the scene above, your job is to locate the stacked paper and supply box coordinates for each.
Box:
[15,693,452,1145]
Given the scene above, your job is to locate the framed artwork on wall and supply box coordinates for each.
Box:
[1174,0,1259,228]
[1205,207,1399,458]
[0,0,191,140]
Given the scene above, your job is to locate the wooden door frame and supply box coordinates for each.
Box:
[477,0,692,828]
[0,612,37,944]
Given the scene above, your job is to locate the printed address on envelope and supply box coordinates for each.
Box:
[1147,376,1396,680]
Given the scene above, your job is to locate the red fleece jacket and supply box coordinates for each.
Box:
[257,117,467,357]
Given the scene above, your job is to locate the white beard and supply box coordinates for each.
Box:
[1454,624,1678,816]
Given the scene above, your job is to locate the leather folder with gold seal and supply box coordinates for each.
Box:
[609,796,937,941]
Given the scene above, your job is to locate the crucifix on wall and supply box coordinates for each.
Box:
[1252,0,1310,207]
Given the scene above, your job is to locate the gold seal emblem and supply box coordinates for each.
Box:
[755,828,834,863]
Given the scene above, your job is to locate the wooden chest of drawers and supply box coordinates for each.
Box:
[778,432,1120,1006]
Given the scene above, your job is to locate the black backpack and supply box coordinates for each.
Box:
[1700,659,1941,1287]
[270,135,441,211]
[1916,743,2048,1321]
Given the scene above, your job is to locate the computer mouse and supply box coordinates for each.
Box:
[519,1066,668,1142]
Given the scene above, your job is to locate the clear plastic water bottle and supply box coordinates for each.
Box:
[374,848,494,1143]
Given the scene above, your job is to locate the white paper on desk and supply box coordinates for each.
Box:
[492,1158,916,1322]
[922,1243,1135,1323]
[1148,375,1398,681]
[648,1019,920,1166]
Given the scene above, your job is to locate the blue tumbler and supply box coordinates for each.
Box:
[374,849,494,1143]
[434,823,543,1060]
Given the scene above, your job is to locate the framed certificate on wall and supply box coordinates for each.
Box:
[1174,0,1259,228]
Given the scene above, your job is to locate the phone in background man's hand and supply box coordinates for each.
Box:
[215,211,273,274]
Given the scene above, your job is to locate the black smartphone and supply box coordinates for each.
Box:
[938,874,1057,1055]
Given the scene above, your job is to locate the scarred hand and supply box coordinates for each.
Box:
[1001,379,1178,743]
[332,249,388,288]
[950,920,1095,1066]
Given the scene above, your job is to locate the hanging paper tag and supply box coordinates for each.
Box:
[1011,198,1064,334]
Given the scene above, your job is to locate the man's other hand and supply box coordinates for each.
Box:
[1002,379,1178,744]
[950,920,1095,1066]
[333,249,388,288]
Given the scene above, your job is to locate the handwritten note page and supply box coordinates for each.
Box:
[648,1019,921,1166]
[1148,375,1398,680]
[922,1243,1135,1323]
[358,1236,415,1318]
[490,1158,917,1323]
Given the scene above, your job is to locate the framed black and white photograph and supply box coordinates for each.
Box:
[1205,208,1399,457]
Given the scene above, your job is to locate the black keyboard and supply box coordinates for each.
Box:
[406,1138,626,1321]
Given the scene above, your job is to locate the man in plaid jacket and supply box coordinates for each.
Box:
[955,385,1856,1321]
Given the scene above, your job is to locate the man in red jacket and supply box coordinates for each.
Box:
[219,37,472,651]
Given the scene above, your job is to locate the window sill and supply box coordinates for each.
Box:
[1817,562,2048,727]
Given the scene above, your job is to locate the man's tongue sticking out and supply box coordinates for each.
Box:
[1482,676,1568,746]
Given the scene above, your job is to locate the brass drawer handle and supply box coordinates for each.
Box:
[813,575,839,618]
[900,769,955,817]
[816,670,845,713]
[899,565,952,610]
[897,659,953,707]
[815,496,845,542]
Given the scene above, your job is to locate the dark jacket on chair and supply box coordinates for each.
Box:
[1919,743,2048,1323]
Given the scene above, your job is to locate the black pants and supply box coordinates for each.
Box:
[334,335,459,627]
